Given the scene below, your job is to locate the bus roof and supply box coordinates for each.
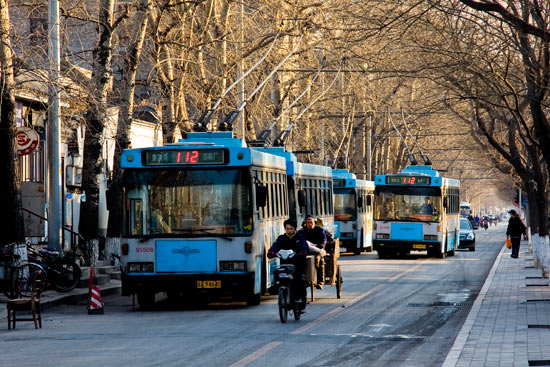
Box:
[120,132,286,170]
[254,147,332,179]
[375,165,460,188]
[332,169,374,189]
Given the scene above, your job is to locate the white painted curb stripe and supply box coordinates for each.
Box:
[441,245,505,367]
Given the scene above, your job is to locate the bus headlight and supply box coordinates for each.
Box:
[220,261,247,271]
[376,233,390,239]
[424,235,438,241]
[128,262,154,272]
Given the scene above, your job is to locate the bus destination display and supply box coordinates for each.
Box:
[144,149,226,165]
[333,179,346,187]
[386,175,430,185]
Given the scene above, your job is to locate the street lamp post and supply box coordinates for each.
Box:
[47,0,62,252]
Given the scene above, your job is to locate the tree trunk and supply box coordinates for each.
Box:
[0,0,24,245]
[107,0,151,243]
[79,0,115,265]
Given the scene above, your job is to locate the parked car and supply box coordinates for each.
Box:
[458,217,476,251]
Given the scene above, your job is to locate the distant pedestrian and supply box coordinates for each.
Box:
[506,209,526,259]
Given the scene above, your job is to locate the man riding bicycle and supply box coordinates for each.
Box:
[267,219,309,311]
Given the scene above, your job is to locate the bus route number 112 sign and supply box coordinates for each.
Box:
[16,127,40,156]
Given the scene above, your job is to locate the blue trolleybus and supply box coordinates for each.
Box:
[254,147,337,234]
[118,132,289,308]
[372,165,460,259]
[118,132,338,308]
[332,169,374,255]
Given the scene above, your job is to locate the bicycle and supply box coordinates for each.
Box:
[0,243,46,299]
[274,249,306,323]
[26,245,81,292]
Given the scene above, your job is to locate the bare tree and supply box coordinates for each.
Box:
[0,0,25,245]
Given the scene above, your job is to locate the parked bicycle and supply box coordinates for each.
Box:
[0,243,45,299]
[26,245,81,292]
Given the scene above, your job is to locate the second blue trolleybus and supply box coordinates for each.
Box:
[372,165,460,259]
[332,169,374,255]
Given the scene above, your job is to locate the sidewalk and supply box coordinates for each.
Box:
[443,240,550,367]
[0,279,121,315]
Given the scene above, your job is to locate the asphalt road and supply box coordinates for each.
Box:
[0,224,506,367]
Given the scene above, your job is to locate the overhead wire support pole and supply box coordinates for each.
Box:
[401,109,431,165]
[194,27,284,131]
[388,107,417,165]
[218,34,305,132]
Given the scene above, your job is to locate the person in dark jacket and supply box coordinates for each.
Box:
[268,219,309,309]
[268,219,309,256]
[299,215,327,289]
[506,209,527,258]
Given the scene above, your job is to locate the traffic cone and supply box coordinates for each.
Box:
[88,265,104,314]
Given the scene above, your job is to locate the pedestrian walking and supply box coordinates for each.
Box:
[506,209,526,258]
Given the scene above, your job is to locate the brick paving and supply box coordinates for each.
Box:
[444,240,550,367]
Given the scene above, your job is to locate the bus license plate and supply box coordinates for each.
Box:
[197,280,221,289]
[413,244,426,249]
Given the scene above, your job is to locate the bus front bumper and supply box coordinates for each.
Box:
[373,240,440,252]
[121,272,255,298]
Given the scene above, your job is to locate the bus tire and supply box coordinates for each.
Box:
[377,250,386,259]
[137,291,155,310]
[438,247,447,259]
[448,231,457,256]
[246,292,261,306]
[353,248,361,255]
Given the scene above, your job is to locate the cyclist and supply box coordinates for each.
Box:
[267,219,309,311]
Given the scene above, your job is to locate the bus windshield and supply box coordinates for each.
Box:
[334,188,357,221]
[374,186,442,222]
[122,169,253,237]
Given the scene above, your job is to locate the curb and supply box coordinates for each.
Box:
[40,284,121,311]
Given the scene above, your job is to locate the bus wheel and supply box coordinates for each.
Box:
[377,250,386,259]
[353,248,361,255]
[246,292,261,306]
[137,291,155,310]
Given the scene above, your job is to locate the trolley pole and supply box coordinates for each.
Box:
[47,0,62,252]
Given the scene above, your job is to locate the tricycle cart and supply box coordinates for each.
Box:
[305,239,342,301]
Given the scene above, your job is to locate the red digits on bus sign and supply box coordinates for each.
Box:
[410,177,416,184]
[177,151,182,163]
[183,150,199,163]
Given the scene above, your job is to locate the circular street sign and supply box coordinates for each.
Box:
[16,126,40,156]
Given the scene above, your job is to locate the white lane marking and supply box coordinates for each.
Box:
[232,258,431,366]
[228,341,283,367]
